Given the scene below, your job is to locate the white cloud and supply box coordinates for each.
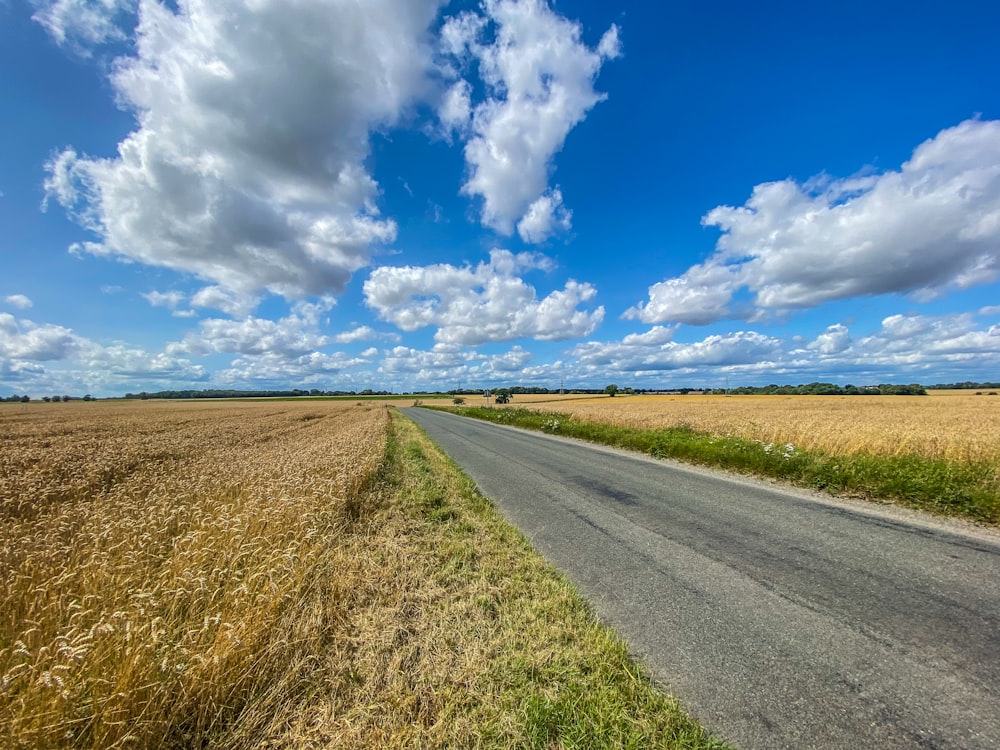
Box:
[596,23,622,60]
[4,294,34,310]
[364,249,604,344]
[439,80,473,137]
[625,262,743,325]
[0,313,82,361]
[0,312,206,394]
[517,189,572,243]
[442,0,619,239]
[217,351,369,385]
[44,0,443,300]
[332,326,376,344]
[630,119,1000,324]
[81,344,207,382]
[168,313,328,358]
[31,0,135,50]
[143,290,199,317]
[621,325,679,346]
[0,359,46,383]
[851,313,1000,363]
[380,343,478,374]
[290,296,336,327]
[190,286,258,318]
[376,342,529,383]
[808,324,851,355]
[483,344,531,372]
[572,329,782,373]
[142,290,185,309]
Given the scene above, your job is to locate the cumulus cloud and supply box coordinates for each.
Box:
[327,322,400,345]
[332,325,379,344]
[629,119,1000,325]
[441,0,619,239]
[483,344,531,373]
[143,290,198,317]
[0,313,82,361]
[31,0,135,50]
[190,286,258,318]
[142,290,185,309]
[517,189,572,243]
[808,324,851,355]
[377,342,529,383]
[364,249,604,344]
[379,343,479,375]
[0,359,46,383]
[168,313,328,358]
[4,294,34,310]
[0,312,206,394]
[81,344,208,382]
[218,351,368,385]
[850,313,1000,365]
[572,329,782,373]
[625,263,743,325]
[439,80,473,137]
[44,0,442,300]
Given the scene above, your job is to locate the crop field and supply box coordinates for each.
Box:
[0,399,388,747]
[509,390,1000,463]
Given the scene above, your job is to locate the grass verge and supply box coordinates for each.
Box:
[434,406,1000,526]
[299,410,726,748]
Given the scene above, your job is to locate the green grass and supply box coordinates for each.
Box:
[433,406,1000,525]
[372,411,727,749]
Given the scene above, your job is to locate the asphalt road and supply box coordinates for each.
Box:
[401,407,1000,750]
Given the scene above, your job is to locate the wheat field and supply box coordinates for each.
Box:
[0,399,387,748]
[510,391,1000,462]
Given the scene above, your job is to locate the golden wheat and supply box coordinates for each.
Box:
[513,391,1000,462]
[0,399,387,748]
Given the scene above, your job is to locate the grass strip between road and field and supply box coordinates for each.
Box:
[433,406,1000,526]
[349,410,727,749]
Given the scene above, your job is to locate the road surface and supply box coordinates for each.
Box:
[402,407,1000,749]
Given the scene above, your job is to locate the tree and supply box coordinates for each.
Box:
[604,384,619,397]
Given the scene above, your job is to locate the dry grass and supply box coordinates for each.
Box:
[0,399,387,748]
[509,391,1000,462]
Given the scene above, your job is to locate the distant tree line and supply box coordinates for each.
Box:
[459,382,930,398]
[449,386,567,395]
[122,388,396,400]
[2,394,94,403]
[927,381,1000,390]
[701,382,928,396]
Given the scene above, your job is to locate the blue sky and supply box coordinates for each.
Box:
[2,0,999,397]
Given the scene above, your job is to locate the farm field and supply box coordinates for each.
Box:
[0,399,387,747]
[508,390,1000,463]
[0,400,717,749]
